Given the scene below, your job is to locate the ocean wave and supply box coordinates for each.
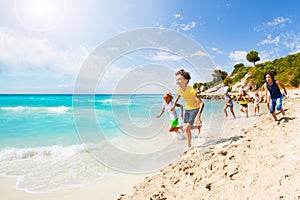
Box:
[1,106,25,111]
[0,145,86,161]
[0,144,118,193]
[1,106,70,114]
[96,99,112,104]
[96,99,138,106]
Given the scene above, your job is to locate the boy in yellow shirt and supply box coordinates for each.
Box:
[171,69,204,148]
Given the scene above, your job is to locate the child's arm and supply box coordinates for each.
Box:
[263,83,269,103]
[156,107,165,118]
[176,103,184,119]
[170,95,181,111]
[277,81,287,96]
[194,96,204,124]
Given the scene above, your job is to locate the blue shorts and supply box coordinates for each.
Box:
[269,97,283,114]
[184,108,199,125]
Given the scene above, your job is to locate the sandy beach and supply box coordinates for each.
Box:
[0,174,148,200]
[118,97,300,199]
[1,92,300,200]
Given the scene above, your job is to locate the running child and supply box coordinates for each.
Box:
[262,71,287,121]
[156,92,183,134]
[171,69,204,148]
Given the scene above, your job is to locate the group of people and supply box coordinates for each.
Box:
[224,71,287,121]
[224,89,260,118]
[157,70,287,148]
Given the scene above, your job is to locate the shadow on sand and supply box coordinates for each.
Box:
[196,135,244,148]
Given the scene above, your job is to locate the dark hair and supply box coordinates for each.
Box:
[175,69,191,82]
[264,71,275,81]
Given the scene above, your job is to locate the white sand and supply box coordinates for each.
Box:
[0,174,147,200]
[119,98,300,199]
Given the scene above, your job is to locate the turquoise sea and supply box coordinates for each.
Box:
[0,94,226,193]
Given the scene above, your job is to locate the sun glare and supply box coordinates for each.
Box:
[14,0,66,32]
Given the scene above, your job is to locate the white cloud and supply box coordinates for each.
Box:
[211,47,224,55]
[259,49,279,62]
[174,14,182,19]
[0,27,88,77]
[258,32,300,54]
[267,16,291,27]
[170,13,196,32]
[259,34,281,46]
[171,21,196,31]
[229,51,247,63]
[253,16,292,32]
[149,51,182,61]
[191,50,208,57]
[281,32,300,53]
[57,83,73,88]
[96,64,177,94]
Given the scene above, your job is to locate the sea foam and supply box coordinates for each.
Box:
[0,144,116,193]
[1,106,70,114]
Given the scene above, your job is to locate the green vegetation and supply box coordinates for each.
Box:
[246,50,260,66]
[252,52,300,88]
[193,69,227,91]
[193,52,300,92]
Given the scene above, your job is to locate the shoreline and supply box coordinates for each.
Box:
[0,173,149,200]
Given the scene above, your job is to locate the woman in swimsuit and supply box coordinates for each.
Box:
[239,90,249,118]
[224,89,236,118]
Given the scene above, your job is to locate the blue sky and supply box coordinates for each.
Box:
[0,0,300,93]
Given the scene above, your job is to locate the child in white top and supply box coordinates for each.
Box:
[156,92,183,134]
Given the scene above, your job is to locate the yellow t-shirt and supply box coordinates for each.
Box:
[177,86,199,110]
[240,96,247,104]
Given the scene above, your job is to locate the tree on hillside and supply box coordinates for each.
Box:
[246,50,260,66]
[211,69,228,82]
[231,63,244,75]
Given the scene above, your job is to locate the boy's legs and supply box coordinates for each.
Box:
[269,98,278,121]
[276,97,285,115]
[183,108,199,147]
[183,123,192,147]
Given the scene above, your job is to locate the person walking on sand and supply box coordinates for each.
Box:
[171,69,204,148]
[224,89,236,118]
[156,92,184,135]
[254,90,261,116]
[262,71,287,121]
[239,90,249,118]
